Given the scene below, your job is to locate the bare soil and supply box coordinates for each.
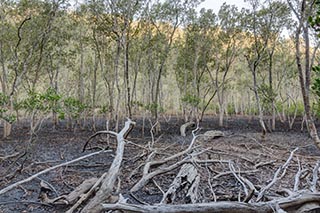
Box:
[0,116,319,212]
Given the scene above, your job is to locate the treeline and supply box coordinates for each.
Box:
[0,0,319,136]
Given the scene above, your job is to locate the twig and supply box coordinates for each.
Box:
[0,152,20,161]
[213,169,259,179]
[228,161,249,197]
[82,130,117,152]
[0,200,53,207]
[205,162,217,202]
[294,157,302,192]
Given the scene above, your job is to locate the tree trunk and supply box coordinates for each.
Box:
[289,0,320,148]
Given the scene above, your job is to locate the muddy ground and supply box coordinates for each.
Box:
[0,115,320,213]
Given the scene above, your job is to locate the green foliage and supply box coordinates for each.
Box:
[227,103,235,115]
[63,97,87,119]
[181,94,201,107]
[98,104,109,114]
[0,93,16,124]
[312,66,320,97]
[20,88,62,113]
[145,103,164,114]
[309,0,320,34]
[258,83,277,108]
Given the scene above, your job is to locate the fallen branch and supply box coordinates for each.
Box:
[256,148,298,202]
[310,161,320,192]
[0,149,111,195]
[0,152,20,161]
[102,192,320,213]
[79,119,136,213]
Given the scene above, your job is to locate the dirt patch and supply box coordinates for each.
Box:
[0,116,319,212]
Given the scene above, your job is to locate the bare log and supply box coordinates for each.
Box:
[102,201,272,213]
[102,192,320,213]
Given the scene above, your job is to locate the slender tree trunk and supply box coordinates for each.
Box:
[123,23,132,118]
[114,40,121,131]
[78,30,85,104]
[290,0,320,148]
[252,65,267,136]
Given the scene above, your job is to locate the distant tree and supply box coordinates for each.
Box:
[243,0,290,136]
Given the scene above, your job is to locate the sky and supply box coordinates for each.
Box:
[199,0,249,14]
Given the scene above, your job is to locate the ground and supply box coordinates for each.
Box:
[0,115,320,212]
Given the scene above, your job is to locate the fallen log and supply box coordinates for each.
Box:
[102,192,320,213]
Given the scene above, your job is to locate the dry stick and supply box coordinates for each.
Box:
[294,157,302,192]
[149,119,158,149]
[213,169,259,179]
[229,161,249,197]
[0,149,110,195]
[205,162,217,202]
[0,152,20,161]
[256,147,298,202]
[228,161,256,203]
[310,160,320,192]
[82,130,118,152]
[102,201,273,213]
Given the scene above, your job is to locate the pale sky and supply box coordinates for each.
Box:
[199,0,249,14]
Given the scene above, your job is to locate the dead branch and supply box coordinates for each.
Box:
[0,152,20,161]
[256,148,298,202]
[310,160,320,192]
[102,192,320,213]
[79,119,135,213]
[294,157,302,192]
[82,130,118,152]
[0,149,111,195]
[103,201,271,213]
[180,121,195,137]
[130,128,200,193]
[213,169,259,179]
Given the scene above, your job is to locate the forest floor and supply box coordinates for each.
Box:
[0,115,320,213]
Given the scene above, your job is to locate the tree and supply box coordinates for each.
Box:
[288,0,320,148]
[243,0,290,136]
[175,8,217,122]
